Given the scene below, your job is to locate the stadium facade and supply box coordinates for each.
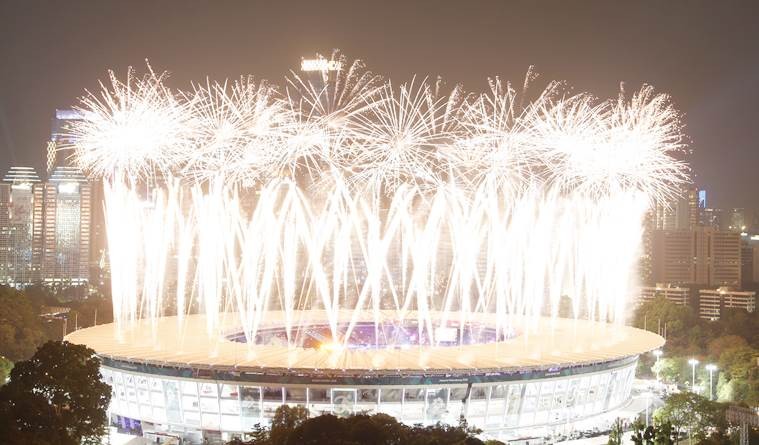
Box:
[66,313,663,444]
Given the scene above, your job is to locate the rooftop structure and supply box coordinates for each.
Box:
[699,287,756,320]
[638,284,689,306]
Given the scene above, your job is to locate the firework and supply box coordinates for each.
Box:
[69,66,191,182]
[66,54,688,346]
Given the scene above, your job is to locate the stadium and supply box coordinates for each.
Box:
[66,312,663,444]
[61,53,683,444]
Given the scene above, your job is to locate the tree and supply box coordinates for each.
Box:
[633,297,700,352]
[0,341,111,445]
[716,345,759,404]
[343,414,394,445]
[270,405,309,445]
[706,335,748,360]
[652,420,674,445]
[0,286,49,361]
[651,357,687,384]
[654,392,722,443]
[712,308,759,347]
[630,418,655,445]
[286,414,347,445]
[557,295,574,318]
[718,345,757,380]
[0,356,12,384]
[607,418,623,445]
[228,410,487,445]
[66,296,113,329]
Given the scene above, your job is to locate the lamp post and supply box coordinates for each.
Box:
[688,358,699,392]
[705,364,717,400]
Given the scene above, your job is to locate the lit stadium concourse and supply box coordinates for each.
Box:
[66,312,663,444]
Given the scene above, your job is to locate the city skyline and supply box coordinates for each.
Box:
[0,3,757,445]
[1,1,759,210]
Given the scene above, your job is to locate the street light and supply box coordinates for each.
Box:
[705,364,717,400]
[688,358,699,392]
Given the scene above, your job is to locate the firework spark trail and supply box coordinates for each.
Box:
[66,54,688,347]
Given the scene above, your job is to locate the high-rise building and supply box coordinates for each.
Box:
[697,189,707,209]
[650,185,698,231]
[50,108,108,287]
[41,166,91,285]
[710,230,742,286]
[726,208,748,233]
[0,167,44,286]
[641,185,699,285]
[740,237,759,287]
[701,207,724,230]
[88,181,108,287]
[46,109,83,174]
[652,227,741,287]
[42,109,97,287]
[1,110,96,288]
[651,229,694,285]
[741,241,754,287]
[699,287,756,320]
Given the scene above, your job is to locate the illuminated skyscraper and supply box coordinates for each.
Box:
[46,109,83,174]
[0,167,44,285]
[41,109,97,287]
[42,166,91,285]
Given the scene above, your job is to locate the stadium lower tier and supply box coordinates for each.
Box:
[65,313,663,444]
[102,356,637,444]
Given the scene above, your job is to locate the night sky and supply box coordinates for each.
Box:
[1,1,758,208]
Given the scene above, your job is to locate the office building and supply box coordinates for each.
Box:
[710,230,742,286]
[0,167,44,285]
[725,208,748,233]
[41,166,91,285]
[46,108,83,174]
[699,287,756,320]
[50,108,107,286]
[740,236,759,286]
[701,207,724,230]
[650,185,698,231]
[652,227,741,287]
[637,284,689,306]
[641,185,698,285]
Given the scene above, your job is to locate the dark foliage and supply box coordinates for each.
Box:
[0,341,111,445]
[227,406,487,445]
[0,286,50,361]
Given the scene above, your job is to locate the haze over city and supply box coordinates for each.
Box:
[1,1,759,209]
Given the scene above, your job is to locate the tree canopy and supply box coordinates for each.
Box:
[0,286,50,361]
[227,406,491,445]
[633,296,701,353]
[0,341,111,445]
[653,392,726,443]
[0,355,12,384]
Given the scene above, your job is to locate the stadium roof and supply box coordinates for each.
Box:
[66,311,663,374]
